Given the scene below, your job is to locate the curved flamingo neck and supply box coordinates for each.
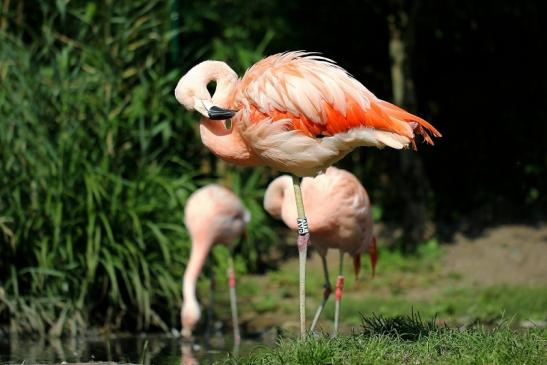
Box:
[186,61,260,165]
[183,236,213,311]
[191,61,238,108]
[263,176,292,219]
[199,120,260,166]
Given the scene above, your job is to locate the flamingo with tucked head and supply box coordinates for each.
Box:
[182,184,250,345]
[175,51,440,338]
[264,166,377,335]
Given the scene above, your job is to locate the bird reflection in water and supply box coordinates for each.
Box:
[181,343,198,365]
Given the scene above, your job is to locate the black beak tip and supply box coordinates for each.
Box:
[208,105,237,120]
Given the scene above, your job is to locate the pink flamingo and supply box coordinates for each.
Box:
[175,51,440,337]
[264,166,377,335]
[181,184,250,345]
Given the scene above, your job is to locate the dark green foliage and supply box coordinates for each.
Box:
[0,0,276,334]
[179,0,281,72]
[0,1,194,334]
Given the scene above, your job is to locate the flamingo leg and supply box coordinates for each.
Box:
[227,253,241,346]
[310,254,332,333]
[292,175,310,339]
[333,250,345,336]
[205,267,216,343]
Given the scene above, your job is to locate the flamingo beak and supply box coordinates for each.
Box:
[194,98,237,120]
[208,106,237,120]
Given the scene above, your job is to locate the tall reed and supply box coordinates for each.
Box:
[0,0,276,334]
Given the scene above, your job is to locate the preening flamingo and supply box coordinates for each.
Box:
[182,184,250,345]
[264,166,377,335]
[175,51,440,338]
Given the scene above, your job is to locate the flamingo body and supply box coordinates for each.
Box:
[175,51,440,177]
[182,184,250,338]
[175,51,439,338]
[264,166,376,267]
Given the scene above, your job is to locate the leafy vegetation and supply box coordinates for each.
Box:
[0,1,276,334]
[0,1,193,335]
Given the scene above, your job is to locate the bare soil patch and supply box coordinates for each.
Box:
[442,224,547,286]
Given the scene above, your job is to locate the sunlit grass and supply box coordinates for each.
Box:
[222,314,547,365]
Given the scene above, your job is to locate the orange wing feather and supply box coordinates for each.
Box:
[239,52,441,145]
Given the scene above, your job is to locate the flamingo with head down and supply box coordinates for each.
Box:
[182,184,250,345]
[175,51,440,337]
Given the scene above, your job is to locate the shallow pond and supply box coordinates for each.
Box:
[0,332,271,364]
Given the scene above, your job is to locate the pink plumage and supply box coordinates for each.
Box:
[175,51,440,177]
[264,166,376,276]
[175,51,438,338]
[181,184,250,339]
[264,166,377,333]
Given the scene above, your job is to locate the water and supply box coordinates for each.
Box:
[0,333,268,364]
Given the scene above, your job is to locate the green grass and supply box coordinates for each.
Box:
[232,242,547,332]
[201,239,547,365]
[323,285,547,327]
[222,315,547,365]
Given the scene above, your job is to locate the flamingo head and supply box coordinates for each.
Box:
[175,61,238,120]
[180,299,201,338]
